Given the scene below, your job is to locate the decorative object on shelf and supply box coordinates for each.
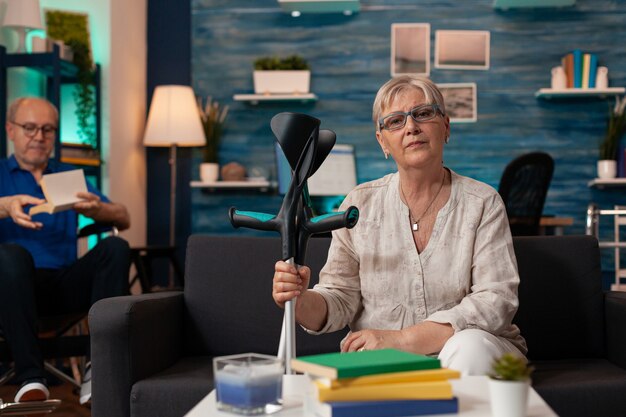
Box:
[598,96,626,179]
[45,10,96,147]
[551,66,567,90]
[2,0,43,53]
[253,55,311,95]
[221,162,246,181]
[143,85,206,256]
[488,353,534,417]
[277,0,360,16]
[596,66,609,89]
[197,96,228,182]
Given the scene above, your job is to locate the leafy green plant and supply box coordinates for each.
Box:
[253,55,310,70]
[489,353,534,381]
[197,97,228,163]
[599,96,626,160]
[46,10,96,148]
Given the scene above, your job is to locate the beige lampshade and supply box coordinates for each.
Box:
[3,0,43,29]
[143,85,206,147]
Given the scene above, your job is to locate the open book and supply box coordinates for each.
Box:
[29,169,88,216]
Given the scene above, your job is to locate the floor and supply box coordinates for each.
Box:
[0,380,90,416]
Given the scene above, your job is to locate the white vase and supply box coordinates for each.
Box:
[551,66,567,90]
[489,379,530,417]
[200,162,219,183]
[596,66,609,89]
[598,160,617,179]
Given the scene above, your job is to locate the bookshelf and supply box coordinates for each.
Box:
[535,87,625,100]
[0,45,102,187]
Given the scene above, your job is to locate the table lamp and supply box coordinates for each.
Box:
[2,0,43,53]
[143,85,206,250]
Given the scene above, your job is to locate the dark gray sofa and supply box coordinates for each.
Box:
[89,235,626,417]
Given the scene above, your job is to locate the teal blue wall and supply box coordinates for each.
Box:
[190,1,626,252]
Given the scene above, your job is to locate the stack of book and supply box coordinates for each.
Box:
[61,143,101,167]
[292,349,460,417]
[561,49,599,89]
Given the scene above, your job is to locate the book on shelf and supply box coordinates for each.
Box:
[61,143,100,166]
[29,169,87,216]
[304,396,459,417]
[290,349,441,380]
[588,53,598,88]
[316,367,460,389]
[561,52,574,88]
[572,49,583,88]
[314,379,453,402]
[582,53,591,88]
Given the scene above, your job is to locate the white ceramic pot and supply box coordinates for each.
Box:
[200,162,219,183]
[596,66,609,89]
[551,66,567,90]
[598,160,617,179]
[488,378,530,417]
[253,70,311,95]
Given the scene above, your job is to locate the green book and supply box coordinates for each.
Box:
[290,349,440,380]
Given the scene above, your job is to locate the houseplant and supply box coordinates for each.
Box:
[197,97,228,182]
[252,55,311,95]
[46,10,96,148]
[598,96,626,178]
[488,353,534,417]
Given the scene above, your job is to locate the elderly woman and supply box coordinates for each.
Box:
[272,75,526,374]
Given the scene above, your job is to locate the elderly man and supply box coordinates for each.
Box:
[0,97,131,404]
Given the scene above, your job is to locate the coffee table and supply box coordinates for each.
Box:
[184,375,558,417]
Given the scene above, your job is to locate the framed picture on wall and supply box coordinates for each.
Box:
[435,30,490,70]
[391,23,430,76]
[437,83,477,123]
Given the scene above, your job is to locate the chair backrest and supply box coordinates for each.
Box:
[498,152,554,236]
[513,235,605,360]
[183,235,347,357]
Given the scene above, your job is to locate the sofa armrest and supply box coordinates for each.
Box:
[89,291,184,417]
[605,291,626,369]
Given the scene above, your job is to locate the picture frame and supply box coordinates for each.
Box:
[391,23,430,76]
[435,30,490,70]
[437,83,477,123]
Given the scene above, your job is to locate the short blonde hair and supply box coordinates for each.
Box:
[372,75,446,131]
[7,97,59,125]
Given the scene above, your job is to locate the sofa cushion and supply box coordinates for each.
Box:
[533,358,626,417]
[130,356,212,417]
[513,236,605,360]
[183,235,345,357]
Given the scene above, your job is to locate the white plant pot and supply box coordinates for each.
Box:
[253,70,311,95]
[598,160,617,179]
[488,379,530,417]
[200,162,219,183]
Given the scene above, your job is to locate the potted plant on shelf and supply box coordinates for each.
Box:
[197,97,228,183]
[488,353,534,417]
[598,96,626,179]
[253,55,311,95]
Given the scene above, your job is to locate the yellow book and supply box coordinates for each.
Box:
[314,380,453,402]
[316,368,460,389]
[582,53,591,89]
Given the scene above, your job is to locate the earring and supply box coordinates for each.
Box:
[384,151,389,160]
[444,136,450,144]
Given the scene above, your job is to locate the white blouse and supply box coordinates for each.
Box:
[309,169,527,354]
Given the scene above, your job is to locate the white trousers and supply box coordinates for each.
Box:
[437,329,525,376]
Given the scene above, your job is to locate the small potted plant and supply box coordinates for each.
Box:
[252,55,311,95]
[197,97,228,183]
[598,95,626,179]
[488,353,534,417]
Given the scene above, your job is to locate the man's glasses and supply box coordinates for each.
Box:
[378,104,443,131]
[11,122,57,139]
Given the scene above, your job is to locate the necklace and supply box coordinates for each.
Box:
[400,170,446,232]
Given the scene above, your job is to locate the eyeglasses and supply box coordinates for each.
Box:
[10,122,58,139]
[378,104,443,131]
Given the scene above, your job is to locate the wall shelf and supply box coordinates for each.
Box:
[277,0,360,15]
[233,93,318,105]
[588,178,626,189]
[494,0,575,9]
[190,179,274,192]
[535,87,625,99]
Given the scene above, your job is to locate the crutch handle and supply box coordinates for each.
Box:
[305,206,359,234]
[229,208,278,231]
